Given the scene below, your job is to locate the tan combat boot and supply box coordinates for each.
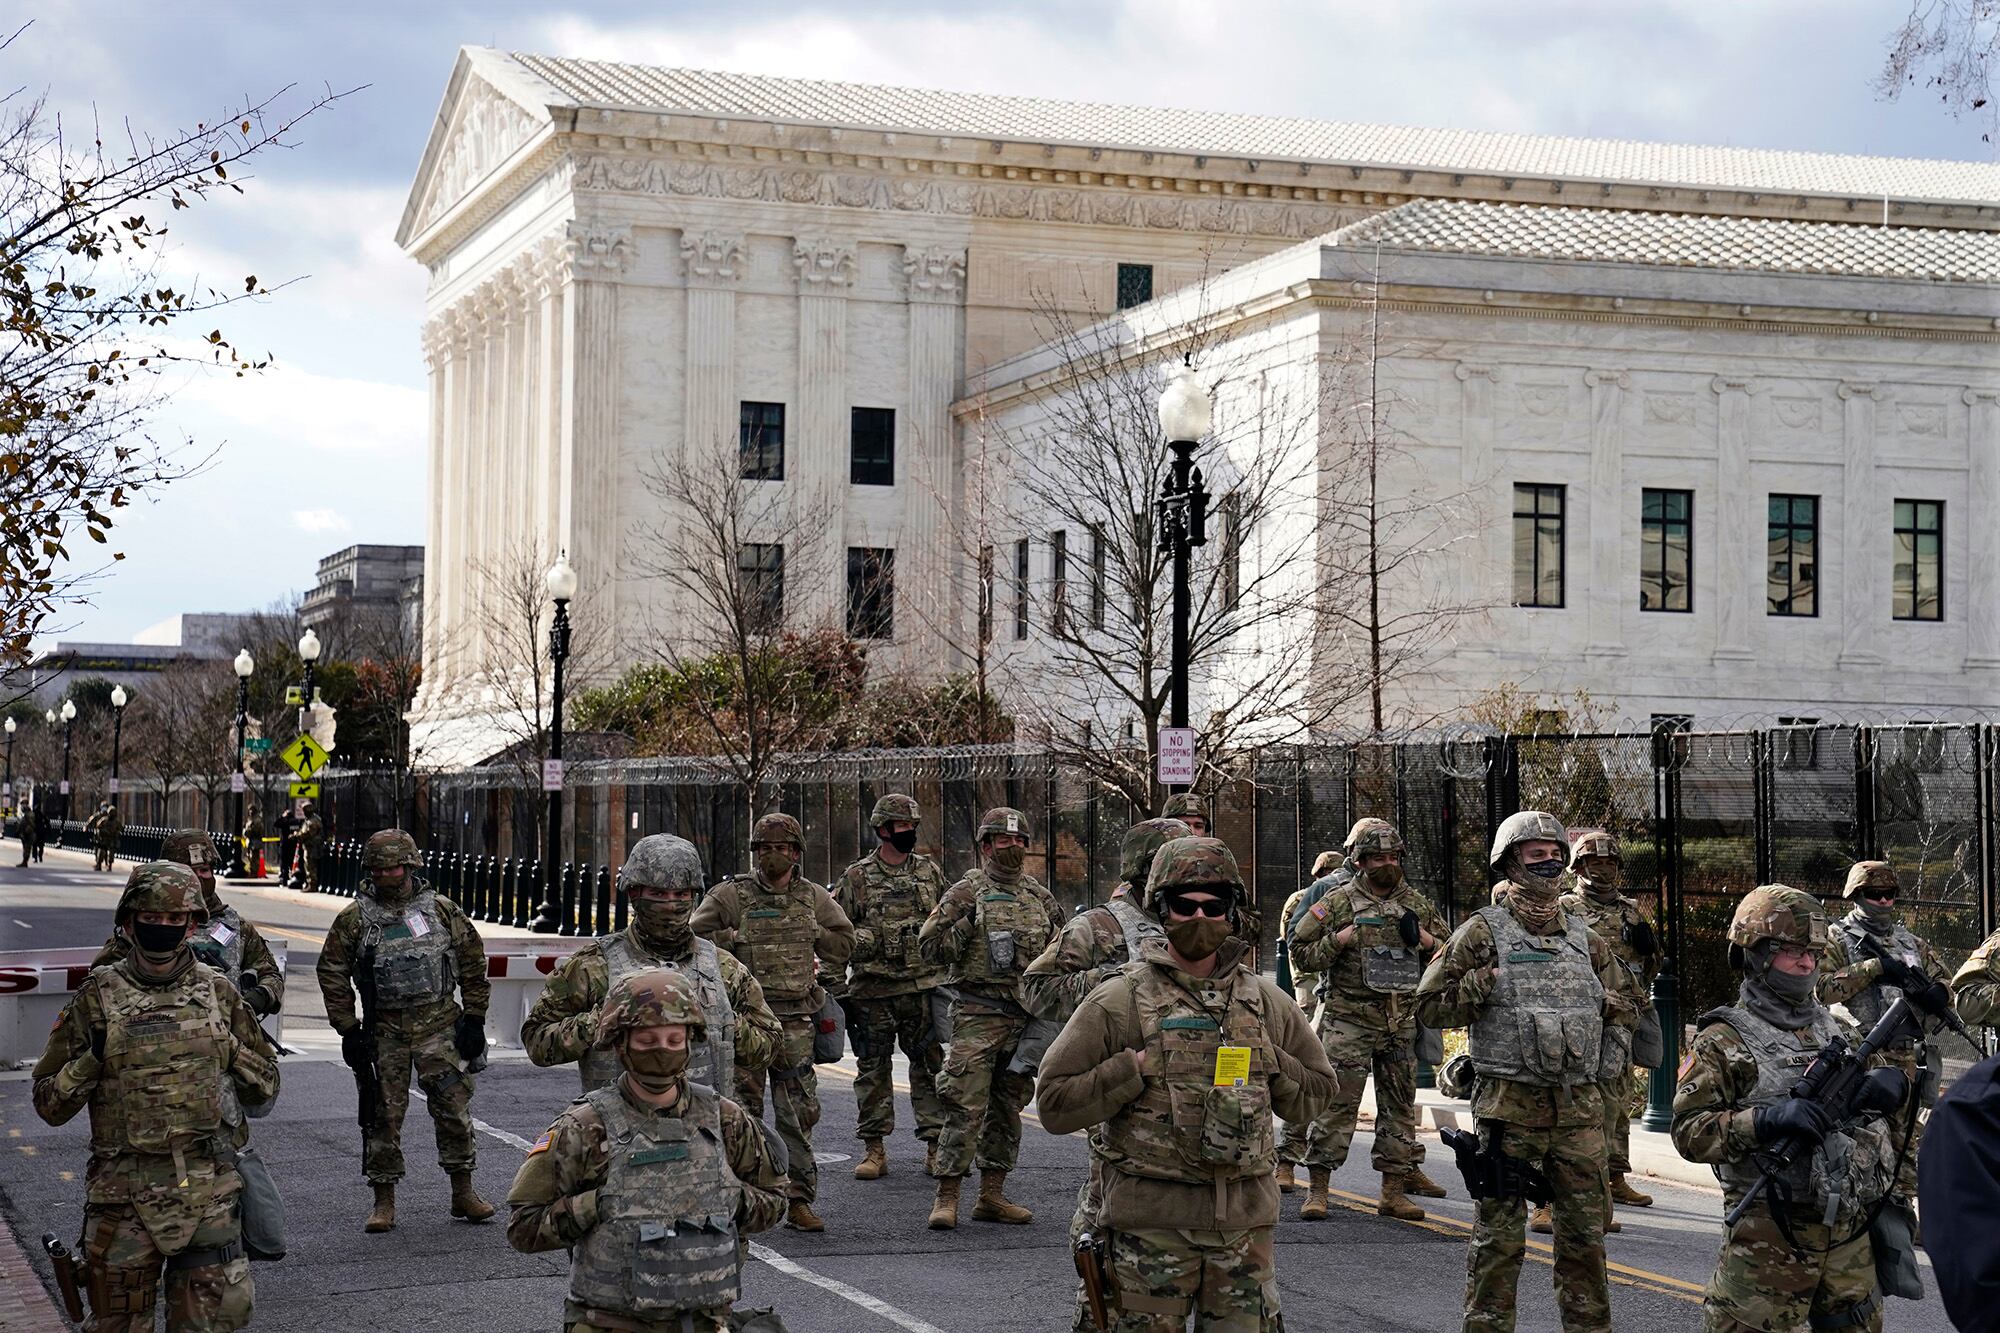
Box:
[785,1199,825,1232]
[1377,1174,1425,1221]
[1609,1173,1653,1207]
[928,1175,962,1230]
[1402,1168,1447,1199]
[1529,1203,1554,1234]
[854,1139,888,1180]
[364,1183,396,1233]
[1299,1168,1331,1221]
[450,1171,495,1222]
[1276,1159,1299,1194]
[971,1170,1033,1224]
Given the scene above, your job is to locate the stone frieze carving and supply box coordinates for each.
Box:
[1773,396,1822,430]
[415,78,539,235]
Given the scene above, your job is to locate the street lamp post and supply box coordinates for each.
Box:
[1154,367,1211,793]
[229,649,254,877]
[3,716,15,811]
[58,698,76,830]
[108,687,127,818]
[531,552,577,934]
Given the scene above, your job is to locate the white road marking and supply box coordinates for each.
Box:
[437,1090,952,1332]
[11,919,29,929]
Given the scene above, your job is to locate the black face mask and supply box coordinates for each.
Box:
[132,920,188,959]
[887,829,918,855]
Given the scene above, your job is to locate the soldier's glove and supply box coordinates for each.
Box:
[1872,950,1918,991]
[1855,1067,1910,1119]
[340,1030,375,1072]
[238,972,278,1017]
[454,1014,488,1062]
[1902,978,1953,1021]
[1754,1096,1834,1147]
[1626,919,1657,956]
[89,1020,106,1064]
[1398,910,1422,949]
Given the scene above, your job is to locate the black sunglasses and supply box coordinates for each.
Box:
[1861,890,1898,903]
[1163,894,1230,919]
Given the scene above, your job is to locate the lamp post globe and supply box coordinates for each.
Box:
[235,649,255,679]
[59,699,76,723]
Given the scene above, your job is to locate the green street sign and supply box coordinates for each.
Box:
[244,738,274,753]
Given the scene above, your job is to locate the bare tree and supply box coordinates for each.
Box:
[129,661,236,829]
[1879,0,1999,142]
[344,596,425,828]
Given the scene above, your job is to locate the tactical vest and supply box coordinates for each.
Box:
[569,1082,740,1317]
[358,888,453,1007]
[1099,959,1277,1182]
[848,855,942,985]
[190,906,247,977]
[1319,882,1423,997]
[93,964,230,1155]
[731,877,819,1004]
[1469,905,1611,1089]
[1701,1004,1893,1223]
[1830,914,1925,1043]
[1105,894,1164,962]
[956,872,1053,990]
[580,932,736,1095]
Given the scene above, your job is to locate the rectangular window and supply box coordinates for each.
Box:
[1050,530,1069,635]
[850,407,895,487]
[1014,538,1030,641]
[1219,493,1242,612]
[1776,715,1820,771]
[1088,524,1107,631]
[1512,484,1565,608]
[1893,499,1944,621]
[1767,494,1818,617]
[736,543,784,633]
[739,401,785,481]
[978,546,994,646]
[846,547,894,640]
[1640,488,1693,612]
[1115,263,1154,310]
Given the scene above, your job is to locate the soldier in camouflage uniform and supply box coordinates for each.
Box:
[88,800,123,871]
[33,862,280,1331]
[835,793,952,1181]
[691,811,855,1232]
[1164,792,1261,952]
[1023,816,1188,1332]
[1672,885,1899,1333]
[1291,818,1449,1223]
[1951,919,2000,1029]
[1553,829,1662,1233]
[1414,811,1638,1333]
[523,834,779,1099]
[1272,849,1340,1193]
[94,830,284,1017]
[1817,859,1952,1201]
[1038,836,1337,1331]
[291,801,322,891]
[919,806,1064,1229]
[507,968,790,1333]
[317,828,494,1232]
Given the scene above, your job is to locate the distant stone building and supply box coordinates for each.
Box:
[300,544,425,653]
[18,613,262,708]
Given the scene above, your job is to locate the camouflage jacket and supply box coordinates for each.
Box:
[93,910,283,1011]
[86,811,121,845]
[691,871,855,1018]
[1277,887,1318,1006]
[32,955,280,1205]
[1559,885,1663,999]
[918,867,1063,1006]
[1952,926,2000,1029]
[1819,912,1948,1039]
[834,848,951,998]
[1021,885,1155,1023]
[1413,893,1638,1128]
[506,1076,788,1328]
[297,814,323,845]
[316,883,489,1035]
[1290,878,1447,1032]
[520,924,779,1077]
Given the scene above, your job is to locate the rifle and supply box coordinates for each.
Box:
[1440,1124,1554,1204]
[1855,937,1973,1043]
[354,951,384,1151]
[1072,1231,1113,1331]
[41,1234,84,1322]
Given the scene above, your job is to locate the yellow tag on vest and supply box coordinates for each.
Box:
[1213,1046,1251,1087]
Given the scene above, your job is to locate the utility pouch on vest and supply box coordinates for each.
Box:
[1006,1017,1064,1076]
[233,1145,288,1261]
[930,987,957,1047]
[1871,1195,1923,1300]
[1195,1082,1273,1171]
[1414,1025,1445,1067]
[1632,1007,1665,1070]
[812,991,845,1064]
[1363,946,1421,994]
[986,929,1017,973]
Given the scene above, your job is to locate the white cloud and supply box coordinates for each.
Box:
[292,508,352,535]
[171,356,425,456]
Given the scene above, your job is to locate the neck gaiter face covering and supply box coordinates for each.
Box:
[131,920,190,964]
[755,850,795,883]
[622,1042,690,1097]
[886,829,918,855]
[1166,916,1231,962]
[986,845,1026,878]
[1740,941,1821,1028]
[1504,859,1565,933]
[633,899,693,954]
[1363,864,1404,897]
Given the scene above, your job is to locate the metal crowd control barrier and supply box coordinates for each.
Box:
[0,941,289,1066]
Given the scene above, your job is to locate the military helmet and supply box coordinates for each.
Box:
[1843,860,1899,900]
[751,812,804,849]
[869,793,921,829]
[115,861,206,923]
[1161,794,1207,825]
[620,834,705,894]
[595,967,707,1048]
[1488,810,1570,875]
[158,829,217,871]
[1147,836,1243,904]
[1343,818,1405,857]
[1569,829,1622,863]
[364,829,424,870]
[1310,850,1344,880]
[1119,817,1192,889]
[977,807,1031,842]
[301,800,317,814]
[1436,1051,1474,1100]
[1727,885,1829,951]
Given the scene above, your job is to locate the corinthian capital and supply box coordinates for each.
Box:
[680,230,747,287]
[793,235,857,292]
[903,245,967,304]
[563,220,633,277]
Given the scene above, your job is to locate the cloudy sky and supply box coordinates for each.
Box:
[17,0,1988,648]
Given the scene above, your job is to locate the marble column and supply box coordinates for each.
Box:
[678,230,745,473]
[794,235,857,627]
[533,245,565,562]
[1584,370,1630,658]
[1966,388,2000,669]
[1454,363,1499,608]
[419,318,453,704]
[904,246,967,658]
[560,222,630,650]
[446,305,478,681]
[1838,382,1884,668]
[1712,376,1755,662]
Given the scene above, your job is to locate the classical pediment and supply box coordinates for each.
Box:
[397,49,554,249]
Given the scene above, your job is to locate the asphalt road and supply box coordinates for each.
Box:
[0,852,1962,1332]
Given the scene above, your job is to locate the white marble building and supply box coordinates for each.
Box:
[398,48,2000,759]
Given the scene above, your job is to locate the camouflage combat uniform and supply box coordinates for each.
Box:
[1951,924,2000,1029]
[33,862,280,1332]
[1673,885,1896,1333]
[507,968,789,1333]
[834,798,952,1158]
[292,805,322,891]
[1414,812,1636,1333]
[1161,794,1260,952]
[94,831,284,1017]
[691,813,855,1213]
[88,803,123,871]
[1037,838,1337,1332]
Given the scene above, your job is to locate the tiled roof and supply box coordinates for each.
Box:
[503,52,2000,206]
[1336,199,1999,283]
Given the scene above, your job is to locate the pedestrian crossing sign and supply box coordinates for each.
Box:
[289,781,320,799]
[280,734,329,779]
